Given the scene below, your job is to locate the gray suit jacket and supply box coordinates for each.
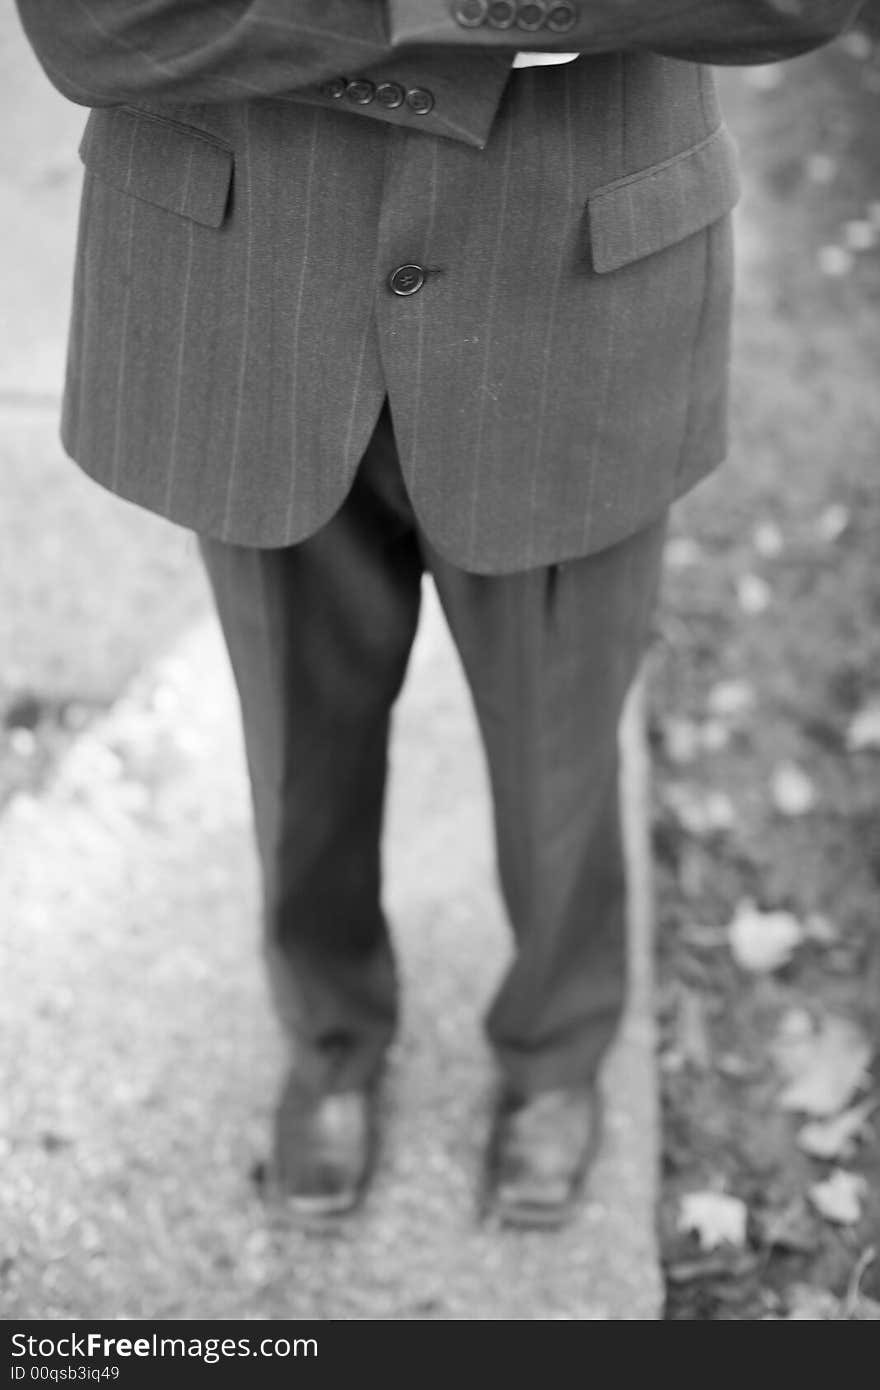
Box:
[17,1,862,572]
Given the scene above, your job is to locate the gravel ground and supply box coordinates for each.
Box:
[0,21,210,809]
[1,598,660,1320]
[0,4,657,1322]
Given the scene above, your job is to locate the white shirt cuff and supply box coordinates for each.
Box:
[512,52,579,68]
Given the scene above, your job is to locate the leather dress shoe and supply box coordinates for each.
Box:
[486,1085,602,1229]
[273,1070,378,1225]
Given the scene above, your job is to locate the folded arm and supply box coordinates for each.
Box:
[13,1,392,107]
[18,1,861,161]
[14,1,515,150]
[389,0,865,65]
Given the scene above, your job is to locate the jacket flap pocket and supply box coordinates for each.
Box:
[587,125,740,274]
[78,106,233,229]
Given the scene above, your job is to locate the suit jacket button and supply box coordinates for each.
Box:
[345,78,375,104]
[320,76,346,99]
[376,81,406,108]
[389,264,426,296]
[406,87,435,115]
[487,0,517,26]
[516,1,547,29]
[453,0,488,25]
[546,1,578,32]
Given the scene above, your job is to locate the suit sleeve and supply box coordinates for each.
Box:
[388,1,866,65]
[13,0,392,107]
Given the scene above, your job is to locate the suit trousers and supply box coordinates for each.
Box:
[199,399,667,1096]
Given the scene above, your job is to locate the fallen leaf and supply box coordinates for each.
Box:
[839,1247,878,1322]
[785,1284,842,1320]
[665,784,736,837]
[60,700,92,731]
[844,219,877,252]
[771,761,817,816]
[680,922,728,950]
[817,245,854,277]
[675,986,712,1071]
[803,913,839,946]
[805,153,837,185]
[678,845,705,899]
[707,680,755,720]
[665,537,703,570]
[809,1170,868,1227]
[839,28,872,59]
[666,1250,761,1285]
[757,1199,819,1255]
[9,728,36,757]
[678,1191,748,1251]
[752,521,784,557]
[846,702,880,753]
[815,503,850,542]
[737,573,772,614]
[660,1048,685,1075]
[663,717,701,764]
[700,719,730,752]
[704,791,736,832]
[777,1007,815,1043]
[778,1016,872,1118]
[851,1298,880,1321]
[797,1100,876,1160]
[728,900,804,974]
[717,1052,760,1080]
[662,716,733,763]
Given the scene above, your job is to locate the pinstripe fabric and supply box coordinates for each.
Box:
[372,57,739,570]
[223,103,253,535]
[15,2,858,571]
[588,127,740,273]
[390,1,863,63]
[198,403,668,1091]
[55,54,739,571]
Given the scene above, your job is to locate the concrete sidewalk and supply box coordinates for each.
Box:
[0,8,661,1320]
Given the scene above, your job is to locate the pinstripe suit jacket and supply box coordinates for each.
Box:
[17,2,861,572]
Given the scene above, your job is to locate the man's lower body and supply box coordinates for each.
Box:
[200,399,667,1227]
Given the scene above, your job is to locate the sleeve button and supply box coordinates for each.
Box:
[546,2,578,32]
[345,78,375,104]
[453,0,488,25]
[319,76,347,99]
[376,81,406,108]
[487,0,517,26]
[406,87,435,115]
[516,2,547,30]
